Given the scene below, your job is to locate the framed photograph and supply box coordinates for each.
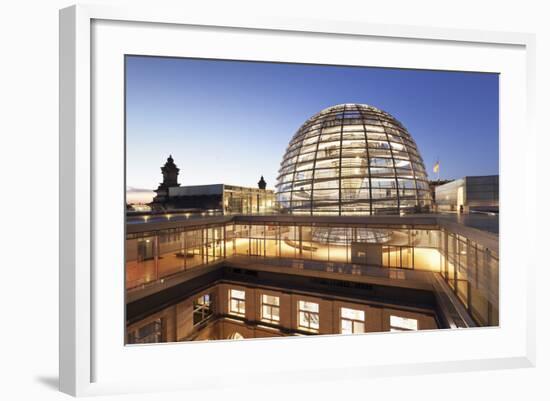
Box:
[59,4,536,396]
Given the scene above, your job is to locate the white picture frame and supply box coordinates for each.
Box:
[59,4,536,397]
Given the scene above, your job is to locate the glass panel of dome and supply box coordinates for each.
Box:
[416,181,429,189]
[312,168,338,179]
[397,179,416,189]
[394,160,412,169]
[291,198,311,206]
[369,167,395,177]
[342,149,368,159]
[386,131,404,140]
[278,182,293,192]
[285,149,300,159]
[277,192,291,202]
[364,124,385,132]
[293,181,312,190]
[389,141,406,150]
[317,140,341,151]
[313,189,341,200]
[366,131,387,140]
[319,133,340,143]
[341,139,365,148]
[302,135,320,146]
[293,169,312,180]
[295,161,314,172]
[281,156,298,167]
[297,152,316,163]
[292,192,311,202]
[369,152,392,161]
[299,144,318,155]
[368,139,390,148]
[400,189,418,197]
[341,126,365,134]
[341,131,366,141]
[371,178,396,188]
[313,180,340,190]
[341,168,366,178]
[320,125,342,134]
[397,174,416,183]
[340,158,367,170]
[314,159,340,169]
[392,151,410,160]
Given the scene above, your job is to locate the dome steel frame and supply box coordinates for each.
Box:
[276,104,432,215]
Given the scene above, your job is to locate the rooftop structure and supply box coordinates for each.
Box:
[125,213,499,343]
[147,156,275,214]
[276,104,432,216]
[435,175,499,213]
[166,184,275,215]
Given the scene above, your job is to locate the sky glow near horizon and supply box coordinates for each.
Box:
[126,56,499,202]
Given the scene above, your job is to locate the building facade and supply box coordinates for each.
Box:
[148,155,275,214]
[166,184,275,215]
[126,214,499,337]
[435,175,499,213]
[127,280,439,343]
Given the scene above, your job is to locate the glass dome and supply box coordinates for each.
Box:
[276,104,431,215]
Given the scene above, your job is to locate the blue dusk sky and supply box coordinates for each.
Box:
[126,55,498,200]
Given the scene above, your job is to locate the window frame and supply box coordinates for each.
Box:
[340,307,366,334]
[297,300,320,332]
[260,294,281,323]
[228,288,246,317]
[192,293,213,326]
[389,315,419,332]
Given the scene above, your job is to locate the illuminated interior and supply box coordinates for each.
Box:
[126,281,439,343]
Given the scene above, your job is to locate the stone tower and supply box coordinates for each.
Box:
[151,155,180,209]
[258,175,267,190]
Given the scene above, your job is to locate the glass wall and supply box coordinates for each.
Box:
[126,224,225,290]
[128,222,447,288]
[126,218,498,327]
[439,229,499,326]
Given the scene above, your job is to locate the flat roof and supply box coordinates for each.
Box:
[168,184,274,197]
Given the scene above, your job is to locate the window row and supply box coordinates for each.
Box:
[281,150,424,168]
[227,289,419,334]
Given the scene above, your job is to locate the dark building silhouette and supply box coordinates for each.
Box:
[151,155,180,206]
[258,175,267,190]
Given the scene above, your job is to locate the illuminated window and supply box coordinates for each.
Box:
[193,294,213,326]
[229,289,246,316]
[341,307,365,334]
[390,315,418,331]
[298,300,319,332]
[127,319,163,344]
[261,294,280,323]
